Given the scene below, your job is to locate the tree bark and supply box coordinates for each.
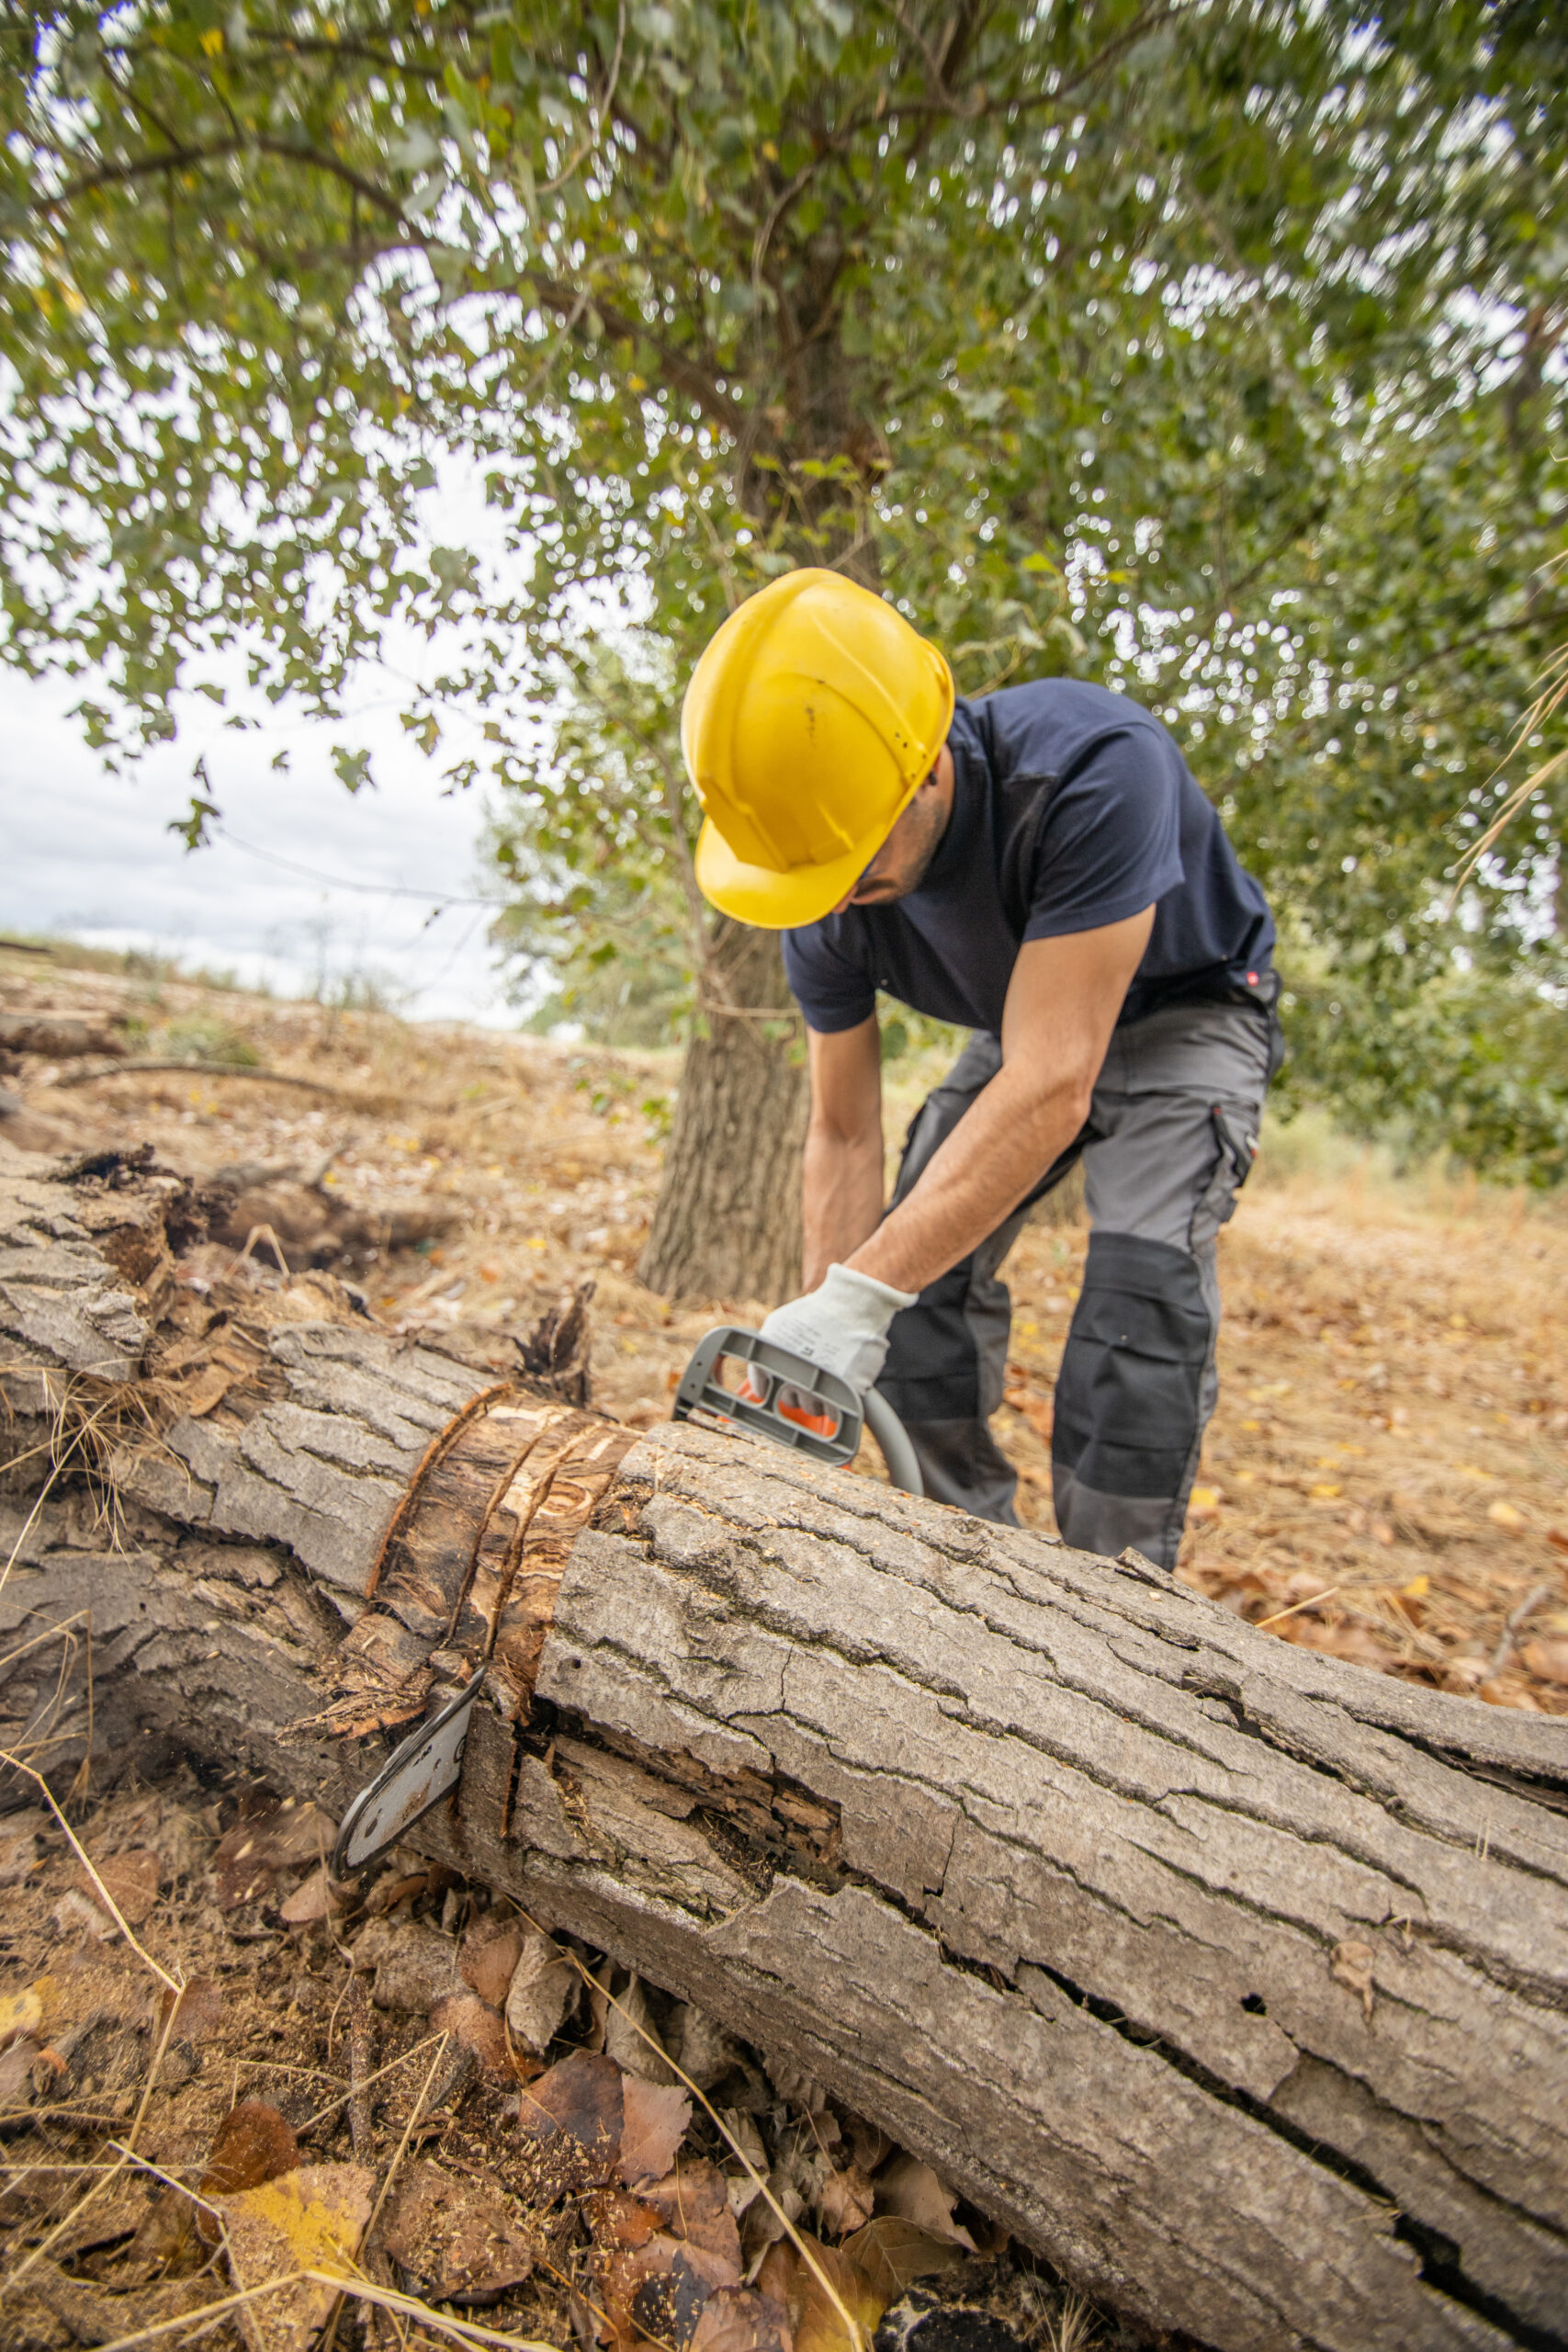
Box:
[4,1149,1568,2352]
[639,921,807,1306]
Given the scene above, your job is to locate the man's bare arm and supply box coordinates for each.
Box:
[801,1018,884,1288]
[846,910,1155,1296]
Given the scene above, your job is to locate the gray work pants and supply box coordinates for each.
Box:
[876,998,1278,1566]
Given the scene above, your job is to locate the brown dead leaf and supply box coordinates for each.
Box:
[150,1974,224,2043]
[379,2157,535,2302]
[642,2158,741,2267]
[604,1972,679,2083]
[841,2215,965,2300]
[504,1923,579,2052]
[355,1915,464,2012]
[199,2099,299,2202]
[213,1800,335,1909]
[670,2002,739,2091]
[1520,1638,1568,1685]
[214,2161,373,2352]
[691,2287,792,2352]
[874,2154,976,2250]
[0,2038,41,2104]
[619,2074,694,2188]
[279,1865,343,1926]
[587,2188,664,2252]
[518,2048,625,2191]
[431,1989,515,2082]
[1329,1939,1377,2023]
[818,2165,874,2241]
[610,2233,742,2350]
[462,1917,525,2009]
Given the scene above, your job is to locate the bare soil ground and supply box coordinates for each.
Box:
[1,941,1564,2352]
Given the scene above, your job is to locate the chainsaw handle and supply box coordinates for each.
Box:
[864,1386,923,1498]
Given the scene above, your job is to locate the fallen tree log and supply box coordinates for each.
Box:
[2,1146,1566,2352]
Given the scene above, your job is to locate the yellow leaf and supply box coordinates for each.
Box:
[1241,1417,1261,1431]
[1311,1482,1341,1499]
[1190,1485,1222,1509]
[199,27,223,54]
[794,2235,887,2352]
[217,2164,373,2352]
[1458,1464,1497,1482]
[1400,1576,1429,1599]
[1486,1499,1526,1532]
[0,1984,43,2052]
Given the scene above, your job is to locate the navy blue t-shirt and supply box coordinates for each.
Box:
[783,680,1274,1035]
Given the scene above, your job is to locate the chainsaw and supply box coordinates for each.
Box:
[331,1329,920,1878]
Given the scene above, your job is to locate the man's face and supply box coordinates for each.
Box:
[832,747,954,913]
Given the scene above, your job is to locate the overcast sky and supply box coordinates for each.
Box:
[0,647,526,1027]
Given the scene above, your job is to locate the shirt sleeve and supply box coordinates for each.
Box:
[1021,725,1185,941]
[783,922,877,1034]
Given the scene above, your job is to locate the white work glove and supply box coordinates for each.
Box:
[754,1262,919,1395]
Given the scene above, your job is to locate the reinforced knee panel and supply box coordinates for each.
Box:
[1051,1228,1212,1520]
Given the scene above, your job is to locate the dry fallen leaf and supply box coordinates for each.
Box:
[199,2099,299,2203]
[642,2158,741,2267]
[503,1923,578,2052]
[609,2232,742,2349]
[379,2157,535,2301]
[355,1915,464,2012]
[430,1989,515,2082]
[215,2161,373,2352]
[279,1865,342,1926]
[618,2074,694,2188]
[0,1984,44,2052]
[51,1889,114,1943]
[518,2048,625,2192]
[690,2285,792,2352]
[818,2164,875,2240]
[791,2232,888,2352]
[462,1917,525,2009]
[604,1972,679,2084]
[670,2000,739,2090]
[874,2154,976,2251]
[1520,1638,1568,1685]
[1487,1499,1527,1532]
[841,2214,965,2300]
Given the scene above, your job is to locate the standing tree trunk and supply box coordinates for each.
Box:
[6,1150,1567,2352]
[639,921,807,1305]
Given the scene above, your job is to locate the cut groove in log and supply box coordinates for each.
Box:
[2,1148,1566,2352]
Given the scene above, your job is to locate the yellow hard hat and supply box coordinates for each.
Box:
[682,568,954,929]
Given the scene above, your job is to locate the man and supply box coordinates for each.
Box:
[682,567,1279,1565]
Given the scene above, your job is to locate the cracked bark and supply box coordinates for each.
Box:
[2,1150,1566,2351]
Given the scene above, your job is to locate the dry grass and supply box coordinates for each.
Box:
[5,942,1565,1716]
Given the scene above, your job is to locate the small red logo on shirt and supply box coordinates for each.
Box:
[1247,971,1258,985]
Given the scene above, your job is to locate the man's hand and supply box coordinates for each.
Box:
[847,910,1156,1297]
[750,1262,919,1396]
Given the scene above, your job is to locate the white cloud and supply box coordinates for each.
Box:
[0,661,521,1025]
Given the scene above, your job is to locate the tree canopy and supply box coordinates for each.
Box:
[5,0,1566,1175]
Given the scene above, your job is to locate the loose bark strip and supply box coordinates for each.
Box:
[2,1151,1566,2351]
